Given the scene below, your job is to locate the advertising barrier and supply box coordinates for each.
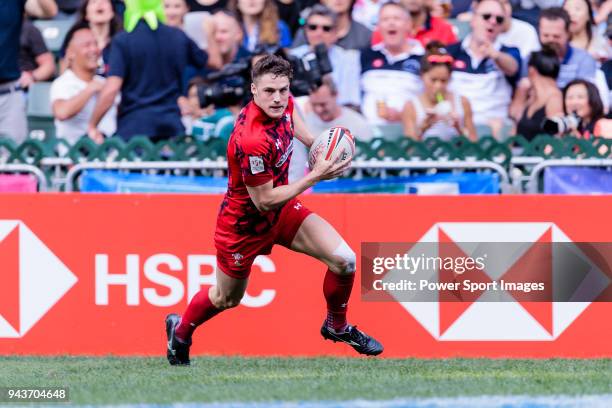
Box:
[544,167,612,194]
[0,194,610,357]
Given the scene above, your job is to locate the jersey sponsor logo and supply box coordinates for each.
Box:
[275,140,293,168]
[249,156,265,174]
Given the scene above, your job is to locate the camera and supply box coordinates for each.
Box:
[541,112,581,135]
[288,44,333,97]
[195,43,333,108]
[197,61,251,108]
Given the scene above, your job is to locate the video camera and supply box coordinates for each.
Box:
[195,44,333,109]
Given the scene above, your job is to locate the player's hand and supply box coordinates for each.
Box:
[311,148,351,181]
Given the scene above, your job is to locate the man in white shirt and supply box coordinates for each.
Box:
[289,79,373,183]
[50,24,117,145]
[290,4,361,109]
[495,0,540,67]
[360,1,425,125]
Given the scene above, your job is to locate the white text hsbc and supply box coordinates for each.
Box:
[94,254,275,307]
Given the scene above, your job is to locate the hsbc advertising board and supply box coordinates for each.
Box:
[0,194,610,357]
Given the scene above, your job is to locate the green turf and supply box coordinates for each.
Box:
[0,357,610,404]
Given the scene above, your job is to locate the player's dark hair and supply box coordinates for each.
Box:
[420,41,454,75]
[539,7,571,32]
[251,54,293,82]
[528,45,560,79]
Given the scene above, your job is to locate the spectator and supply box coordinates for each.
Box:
[563,0,609,60]
[274,0,301,37]
[51,26,117,145]
[512,46,564,139]
[352,0,382,31]
[88,0,209,142]
[293,0,372,50]
[402,41,477,140]
[19,18,55,89]
[601,17,612,108]
[0,0,57,144]
[212,10,250,67]
[496,0,541,65]
[289,78,373,183]
[164,0,190,28]
[371,0,457,47]
[290,4,361,108]
[539,7,597,87]
[61,0,123,76]
[229,0,292,52]
[447,0,521,137]
[183,76,237,140]
[360,1,425,125]
[186,0,228,13]
[560,79,608,137]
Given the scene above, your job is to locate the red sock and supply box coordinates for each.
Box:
[323,269,355,332]
[175,289,222,341]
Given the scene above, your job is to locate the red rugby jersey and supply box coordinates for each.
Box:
[216,97,295,238]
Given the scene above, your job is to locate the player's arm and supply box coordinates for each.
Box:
[246,151,348,212]
[292,108,315,147]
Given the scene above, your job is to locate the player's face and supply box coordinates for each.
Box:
[251,73,290,119]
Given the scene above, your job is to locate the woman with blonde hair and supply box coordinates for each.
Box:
[229,0,292,51]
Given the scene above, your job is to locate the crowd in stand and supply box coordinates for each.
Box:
[1,0,611,154]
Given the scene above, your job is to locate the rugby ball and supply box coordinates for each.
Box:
[308,127,355,170]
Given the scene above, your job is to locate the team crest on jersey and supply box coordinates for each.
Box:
[249,156,265,174]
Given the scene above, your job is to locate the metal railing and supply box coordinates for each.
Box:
[525,159,612,193]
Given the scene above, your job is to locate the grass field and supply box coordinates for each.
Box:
[0,357,610,405]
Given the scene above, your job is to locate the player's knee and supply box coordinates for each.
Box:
[331,240,356,275]
[217,293,242,309]
[211,288,243,310]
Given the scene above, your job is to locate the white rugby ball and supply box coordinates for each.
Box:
[308,127,355,170]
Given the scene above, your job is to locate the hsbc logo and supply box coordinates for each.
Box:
[0,221,77,338]
[385,222,609,341]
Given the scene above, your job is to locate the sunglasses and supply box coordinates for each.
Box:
[479,13,505,25]
[306,23,333,32]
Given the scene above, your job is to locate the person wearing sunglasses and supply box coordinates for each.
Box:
[402,41,477,140]
[293,0,373,51]
[289,4,361,109]
[446,0,520,138]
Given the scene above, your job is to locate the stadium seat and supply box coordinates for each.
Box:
[27,82,55,140]
[33,19,73,54]
[449,19,471,41]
